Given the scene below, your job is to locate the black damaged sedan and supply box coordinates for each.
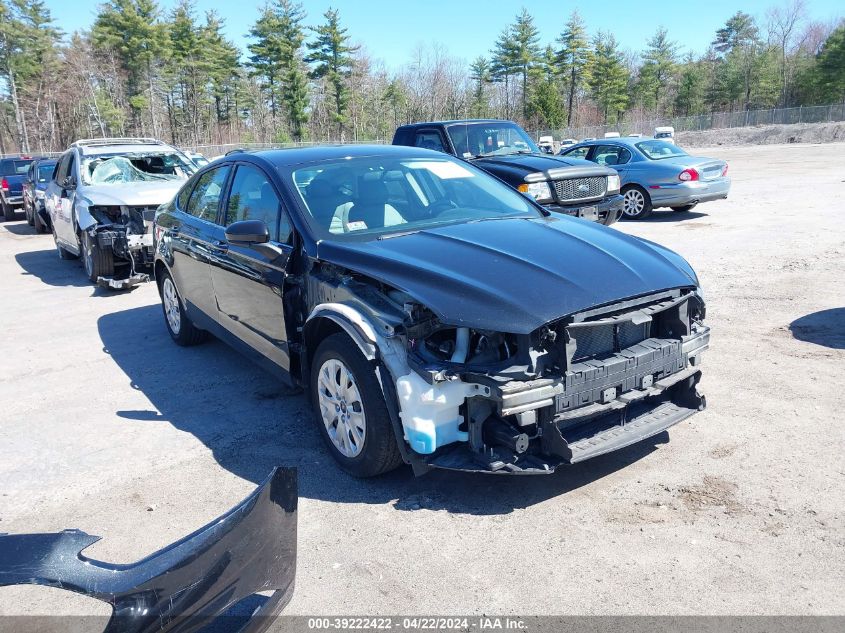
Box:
[153,145,709,477]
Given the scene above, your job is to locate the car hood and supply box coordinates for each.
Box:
[316,216,699,333]
[471,153,613,179]
[79,180,184,207]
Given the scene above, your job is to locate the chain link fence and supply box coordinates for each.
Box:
[542,103,845,141]
[182,139,387,158]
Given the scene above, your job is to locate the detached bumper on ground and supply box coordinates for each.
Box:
[0,467,297,633]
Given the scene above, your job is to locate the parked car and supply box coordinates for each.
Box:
[154,145,709,478]
[654,126,675,144]
[604,132,621,138]
[186,150,210,167]
[560,137,730,220]
[46,137,196,288]
[537,135,555,153]
[392,119,623,226]
[0,155,37,221]
[558,138,577,151]
[23,158,58,233]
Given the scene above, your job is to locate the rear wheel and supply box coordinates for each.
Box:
[2,199,16,221]
[671,203,697,213]
[25,200,34,226]
[621,186,653,220]
[158,270,207,346]
[81,231,114,283]
[310,333,403,477]
[33,206,47,234]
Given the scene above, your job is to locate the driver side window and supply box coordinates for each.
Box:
[564,146,590,159]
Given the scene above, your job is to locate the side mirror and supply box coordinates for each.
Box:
[225,219,269,244]
[61,177,75,190]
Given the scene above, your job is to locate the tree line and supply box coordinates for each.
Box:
[0,0,843,154]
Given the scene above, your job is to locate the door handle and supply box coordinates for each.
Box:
[210,239,228,253]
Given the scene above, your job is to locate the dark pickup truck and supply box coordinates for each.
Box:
[392,120,623,225]
[1,156,36,221]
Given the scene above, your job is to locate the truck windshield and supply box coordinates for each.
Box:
[445,122,541,158]
[292,155,542,241]
[1,160,32,176]
[81,152,195,185]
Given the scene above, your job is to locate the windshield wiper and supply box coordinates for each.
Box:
[377,228,422,240]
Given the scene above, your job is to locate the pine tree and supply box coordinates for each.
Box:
[674,53,706,115]
[638,27,679,114]
[813,25,845,102]
[202,11,241,125]
[712,11,761,110]
[527,46,564,129]
[92,0,169,135]
[276,0,308,140]
[510,8,541,118]
[247,4,285,121]
[306,8,358,140]
[555,10,591,127]
[589,32,629,123]
[490,28,518,118]
[469,56,490,118]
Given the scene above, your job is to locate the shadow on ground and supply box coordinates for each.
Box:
[789,308,845,349]
[14,247,132,297]
[98,304,667,516]
[2,219,38,235]
[621,210,709,223]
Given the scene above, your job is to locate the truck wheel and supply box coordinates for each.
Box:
[310,332,403,478]
[25,200,34,226]
[81,231,114,283]
[2,199,16,221]
[621,186,653,220]
[671,204,697,213]
[33,207,47,234]
[158,271,208,346]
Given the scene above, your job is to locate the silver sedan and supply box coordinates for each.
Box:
[560,138,730,220]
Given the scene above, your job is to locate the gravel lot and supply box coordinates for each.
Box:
[0,142,843,619]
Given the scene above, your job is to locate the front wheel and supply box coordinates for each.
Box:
[158,270,208,346]
[25,200,34,226]
[671,204,697,213]
[621,186,653,220]
[81,231,114,283]
[33,206,48,234]
[310,333,403,477]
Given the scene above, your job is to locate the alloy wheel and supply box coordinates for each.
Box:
[316,358,366,458]
[162,278,182,335]
[623,189,646,216]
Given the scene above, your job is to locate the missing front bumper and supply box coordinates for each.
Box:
[0,468,297,633]
[97,272,150,290]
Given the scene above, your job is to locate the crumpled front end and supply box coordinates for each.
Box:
[0,468,297,632]
[399,288,708,474]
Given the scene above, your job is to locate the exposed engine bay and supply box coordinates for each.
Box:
[85,203,158,289]
[303,265,709,475]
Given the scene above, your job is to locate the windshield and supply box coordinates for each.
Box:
[81,152,195,185]
[1,160,32,176]
[637,140,687,159]
[292,155,542,241]
[37,164,55,182]
[445,122,540,158]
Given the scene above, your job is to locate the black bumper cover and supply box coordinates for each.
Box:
[0,467,297,633]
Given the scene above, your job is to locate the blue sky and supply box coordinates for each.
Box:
[49,0,842,67]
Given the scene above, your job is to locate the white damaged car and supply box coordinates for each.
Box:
[46,138,195,288]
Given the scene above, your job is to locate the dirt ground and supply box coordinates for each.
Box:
[0,142,843,620]
[679,120,845,147]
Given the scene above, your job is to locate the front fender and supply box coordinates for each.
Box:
[305,302,379,360]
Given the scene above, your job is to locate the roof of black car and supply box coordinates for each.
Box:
[397,119,509,128]
[242,144,446,165]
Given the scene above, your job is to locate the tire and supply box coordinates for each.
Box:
[81,230,114,283]
[158,270,208,346]
[671,204,697,213]
[2,199,16,221]
[25,200,34,226]
[33,206,47,234]
[621,185,653,220]
[310,332,403,477]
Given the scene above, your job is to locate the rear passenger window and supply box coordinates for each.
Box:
[414,131,446,153]
[185,166,229,223]
[563,146,589,159]
[593,145,631,166]
[176,181,192,211]
[224,165,290,242]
